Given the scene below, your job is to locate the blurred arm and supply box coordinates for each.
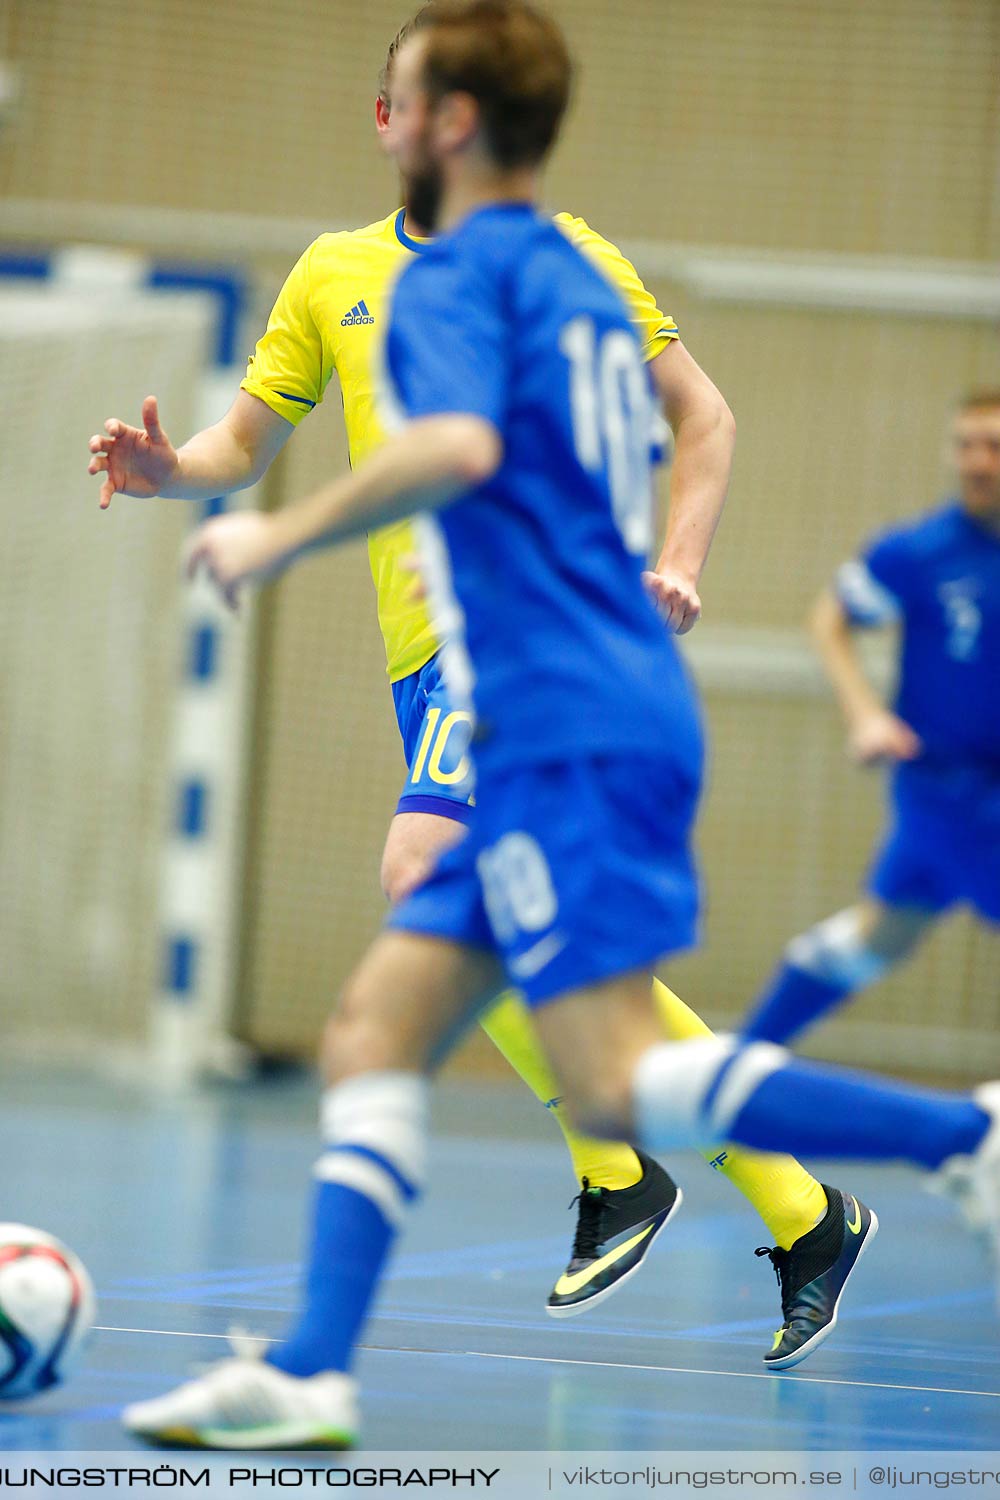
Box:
[280,414,501,551]
[186,414,502,606]
[809,587,921,764]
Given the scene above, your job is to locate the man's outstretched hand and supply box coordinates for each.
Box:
[88,395,179,509]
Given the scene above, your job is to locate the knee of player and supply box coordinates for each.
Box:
[380,846,428,906]
[785,907,896,987]
[321,981,393,1082]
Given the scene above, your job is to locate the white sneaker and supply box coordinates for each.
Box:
[122,1358,358,1449]
[933,1083,1000,1242]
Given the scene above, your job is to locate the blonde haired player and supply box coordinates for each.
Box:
[90,4,861,1362]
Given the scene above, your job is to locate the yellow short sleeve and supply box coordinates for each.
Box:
[241,240,327,427]
[553,213,678,363]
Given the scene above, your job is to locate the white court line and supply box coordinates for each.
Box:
[92,1326,1000,1401]
[95,1325,241,1342]
[459,1349,1000,1402]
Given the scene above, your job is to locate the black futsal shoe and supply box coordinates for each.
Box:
[546,1151,682,1318]
[757,1185,878,1370]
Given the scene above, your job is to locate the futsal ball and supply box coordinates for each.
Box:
[0,1225,96,1399]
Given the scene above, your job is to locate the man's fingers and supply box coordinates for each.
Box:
[88,455,109,475]
[642,574,700,632]
[185,540,240,611]
[142,395,164,442]
[104,418,125,437]
[655,587,697,633]
[185,540,210,582]
[89,434,114,453]
[676,597,702,635]
[99,477,115,510]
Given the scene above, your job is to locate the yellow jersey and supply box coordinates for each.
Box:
[242,207,678,683]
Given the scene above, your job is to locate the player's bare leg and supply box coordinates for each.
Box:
[380,809,465,906]
[320,928,500,1077]
[853,897,936,958]
[744,896,936,1045]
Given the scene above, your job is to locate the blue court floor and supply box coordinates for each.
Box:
[1,1064,998,1451]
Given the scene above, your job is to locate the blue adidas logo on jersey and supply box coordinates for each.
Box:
[341,299,374,327]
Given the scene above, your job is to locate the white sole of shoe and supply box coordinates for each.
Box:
[545,1186,684,1320]
[124,1419,356,1451]
[763,1209,879,1372]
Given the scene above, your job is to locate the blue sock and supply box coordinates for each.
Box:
[267,1072,427,1378]
[634,1038,990,1170]
[725,1054,990,1169]
[742,962,852,1044]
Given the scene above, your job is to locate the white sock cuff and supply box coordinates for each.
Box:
[320,1071,429,1190]
[633,1037,739,1151]
[786,908,889,988]
[705,1040,787,1137]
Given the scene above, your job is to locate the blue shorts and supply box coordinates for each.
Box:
[389,753,701,1006]
[391,655,475,825]
[867,764,1000,923]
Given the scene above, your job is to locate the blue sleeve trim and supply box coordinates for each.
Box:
[274,390,317,409]
[395,793,474,826]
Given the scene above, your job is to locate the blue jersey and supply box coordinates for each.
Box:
[836,503,1000,767]
[380,203,701,779]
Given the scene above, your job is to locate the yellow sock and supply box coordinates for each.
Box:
[479,990,643,1190]
[651,979,828,1249]
[478,979,828,1244]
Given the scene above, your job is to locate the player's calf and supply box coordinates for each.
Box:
[553,1069,636,1144]
[533,968,669,1141]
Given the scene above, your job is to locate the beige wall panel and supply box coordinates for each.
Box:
[3,0,401,218]
[546,0,1000,258]
[4,1,999,259]
[658,304,1000,626]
